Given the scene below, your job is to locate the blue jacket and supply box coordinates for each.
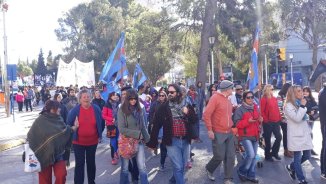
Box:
[67,104,103,141]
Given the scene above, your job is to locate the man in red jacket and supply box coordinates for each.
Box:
[203,80,236,184]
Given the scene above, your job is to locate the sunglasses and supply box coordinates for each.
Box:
[246,96,254,99]
[129,98,137,101]
[159,95,165,97]
[236,89,243,91]
[168,91,176,94]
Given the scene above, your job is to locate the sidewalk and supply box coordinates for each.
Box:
[0,103,43,152]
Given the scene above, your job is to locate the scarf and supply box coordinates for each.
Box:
[169,100,185,120]
[295,99,309,121]
[111,101,119,125]
[27,112,73,170]
[128,105,143,128]
[242,102,254,111]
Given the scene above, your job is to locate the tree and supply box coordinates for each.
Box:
[29,59,38,74]
[17,59,33,77]
[35,49,47,75]
[280,0,326,90]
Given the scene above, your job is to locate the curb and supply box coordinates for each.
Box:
[0,139,25,152]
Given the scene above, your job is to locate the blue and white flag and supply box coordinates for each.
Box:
[133,63,147,89]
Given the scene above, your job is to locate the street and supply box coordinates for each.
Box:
[0,120,325,184]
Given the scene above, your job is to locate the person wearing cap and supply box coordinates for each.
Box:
[230,85,243,107]
[203,80,236,184]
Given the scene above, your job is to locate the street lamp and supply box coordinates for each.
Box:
[289,53,294,84]
[208,36,215,83]
[137,54,140,63]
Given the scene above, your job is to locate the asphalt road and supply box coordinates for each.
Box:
[0,121,325,184]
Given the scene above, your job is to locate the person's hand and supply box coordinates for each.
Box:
[248,117,257,123]
[310,111,315,115]
[258,116,263,123]
[301,98,307,106]
[231,127,238,136]
[182,107,188,114]
[208,130,214,140]
[74,117,79,128]
[158,139,162,144]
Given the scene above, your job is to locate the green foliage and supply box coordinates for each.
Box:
[35,49,47,75]
[17,59,33,77]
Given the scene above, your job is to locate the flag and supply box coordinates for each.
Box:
[133,63,147,89]
[310,59,326,83]
[101,81,120,101]
[247,26,260,92]
[99,32,129,83]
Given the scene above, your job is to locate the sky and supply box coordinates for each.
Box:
[0,0,91,64]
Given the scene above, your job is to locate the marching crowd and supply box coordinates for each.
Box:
[24,80,326,184]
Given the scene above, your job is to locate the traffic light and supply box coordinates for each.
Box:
[276,48,286,61]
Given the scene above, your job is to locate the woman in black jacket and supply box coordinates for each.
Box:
[303,86,318,155]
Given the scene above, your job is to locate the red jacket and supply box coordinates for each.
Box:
[233,104,260,140]
[16,93,24,102]
[260,96,281,123]
[102,104,114,126]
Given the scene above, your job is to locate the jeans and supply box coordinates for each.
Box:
[321,121,326,174]
[206,132,235,180]
[110,128,119,158]
[120,143,148,184]
[25,99,32,111]
[18,102,24,112]
[73,144,98,184]
[166,137,190,184]
[280,122,288,150]
[160,143,167,166]
[239,139,258,179]
[290,150,311,181]
[263,122,282,158]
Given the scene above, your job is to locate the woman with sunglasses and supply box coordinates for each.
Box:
[284,86,312,184]
[233,91,263,183]
[118,89,150,184]
[260,84,282,162]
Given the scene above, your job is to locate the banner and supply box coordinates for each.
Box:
[56,58,95,87]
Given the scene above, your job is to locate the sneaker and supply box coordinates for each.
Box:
[206,168,215,181]
[321,173,326,179]
[159,164,165,171]
[285,165,296,180]
[311,149,318,156]
[223,179,234,184]
[237,169,247,182]
[272,154,281,161]
[298,180,308,184]
[111,158,118,165]
[247,177,259,183]
[265,157,274,162]
[186,161,192,169]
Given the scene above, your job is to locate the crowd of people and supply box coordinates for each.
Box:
[24,80,326,184]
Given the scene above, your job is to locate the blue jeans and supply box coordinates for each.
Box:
[166,137,190,184]
[239,139,258,179]
[290,150,311,181]
[120,143,148,184]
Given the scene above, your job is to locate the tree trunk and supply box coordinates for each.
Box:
[312,47,322,91]
[196,0,218,85]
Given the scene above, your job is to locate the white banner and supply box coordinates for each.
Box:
[56,58,95,87]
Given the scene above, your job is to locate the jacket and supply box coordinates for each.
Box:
[233,104,260,140]
[117,107,150,143]
[319,87,326,124]
[102,102,114,126]
[67,104,103,141]
[16,93,24,102]
[203,92,233,133]
[284,102,313,151]
[147,101,197,148]
[260,96,281,123]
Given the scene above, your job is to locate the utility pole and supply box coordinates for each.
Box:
[2,2,9,117]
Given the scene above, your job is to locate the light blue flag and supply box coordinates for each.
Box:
[99,32,128,83]
[247,26,260,92]
[101,81,120,101]
[133,63,147,89]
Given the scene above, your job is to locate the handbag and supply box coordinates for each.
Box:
[24,143,41,173]
[106,125,117,138]
[118,134,139,159]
